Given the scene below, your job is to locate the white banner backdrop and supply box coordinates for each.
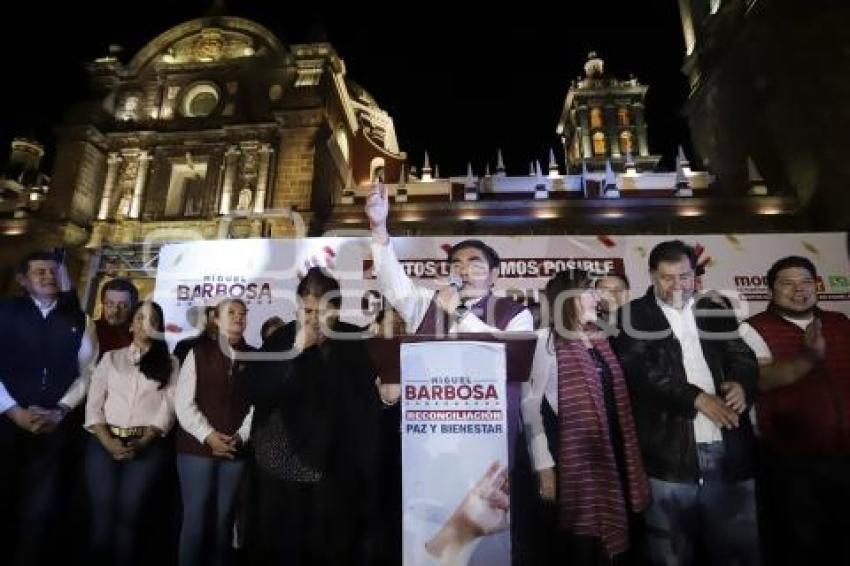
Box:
[153,232,850,349]
[401,341,510,566]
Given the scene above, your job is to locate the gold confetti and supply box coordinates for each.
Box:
[724,234,743,251]
[801,241,820,256]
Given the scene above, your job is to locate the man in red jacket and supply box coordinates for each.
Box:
[740,255,850,563]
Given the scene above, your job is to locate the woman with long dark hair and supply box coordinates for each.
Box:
[521,270,651,564]
[84,300,178,566]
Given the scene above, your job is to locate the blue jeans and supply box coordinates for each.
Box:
[176,453,245,566]
[86,435,168,566]
[0,418,73,566]
[645,442,759,566]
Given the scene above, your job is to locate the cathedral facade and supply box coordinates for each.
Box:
[0,10,804,302]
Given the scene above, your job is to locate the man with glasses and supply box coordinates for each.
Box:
[740,256,850,563]
[364,181,533,563]
[365,181,532,336]
[614,240,759,565]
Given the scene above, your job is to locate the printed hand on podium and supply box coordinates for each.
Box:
[425,461,510,564]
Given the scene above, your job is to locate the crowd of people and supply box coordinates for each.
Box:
[1,182,848,565]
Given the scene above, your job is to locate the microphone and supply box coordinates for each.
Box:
[448,274,463,290]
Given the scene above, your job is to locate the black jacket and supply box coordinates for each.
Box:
[613,287,758,483]
[245,320,381,562]
[246,320,378,471]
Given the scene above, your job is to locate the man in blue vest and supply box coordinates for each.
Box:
[0,251,97,565]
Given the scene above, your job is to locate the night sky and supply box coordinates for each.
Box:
[0,0,692,177]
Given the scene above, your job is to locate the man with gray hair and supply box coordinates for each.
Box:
[614,240,759,565]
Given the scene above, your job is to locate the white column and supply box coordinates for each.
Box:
[678,0,697,56]
[253,143,273,214]
[97,152,122,220]
[219,145,240,215]
[129,150,151,219]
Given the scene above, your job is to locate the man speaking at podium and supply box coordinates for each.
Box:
[365,181,534,563]
[364,181,532,337]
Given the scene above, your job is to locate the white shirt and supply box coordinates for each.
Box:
[0,296,98,415]
[739,316,813,364]
[521,328,558,471]
[174,350,254,444]
[739,315,812,436]
[85,344,178,434]
[658,297,723,444]
[369,240,534,333]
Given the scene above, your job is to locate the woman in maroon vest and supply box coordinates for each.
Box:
[522,270,650,564]
[174,298,256,566]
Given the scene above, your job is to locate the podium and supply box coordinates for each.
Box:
[367,332,536,566]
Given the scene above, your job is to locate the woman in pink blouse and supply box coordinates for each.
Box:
[84,300,178,566]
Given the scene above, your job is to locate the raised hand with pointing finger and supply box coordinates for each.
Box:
[365,180,390,244]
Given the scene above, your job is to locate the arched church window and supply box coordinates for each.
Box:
[592,132,607,156]
[619,131,634,154]
[370,157,386,183]
[590,107,604,129]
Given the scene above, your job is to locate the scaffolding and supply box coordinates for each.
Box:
[81,242,167,312]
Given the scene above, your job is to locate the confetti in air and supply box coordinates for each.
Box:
[298,246,338,278]
[693,242,713,274]
[801,241,821,257]
[724,234,743,251]
[597,235,616,248]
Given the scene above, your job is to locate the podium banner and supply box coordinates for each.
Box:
[401,341,510,566]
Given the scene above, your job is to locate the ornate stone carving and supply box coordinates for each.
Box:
[236,186,253,211]
[115,189,131,219]
[194,28,225,62]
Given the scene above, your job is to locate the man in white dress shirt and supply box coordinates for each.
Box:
[613,240,760,565]
[365,181,534,562]
[364,181,532,335]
